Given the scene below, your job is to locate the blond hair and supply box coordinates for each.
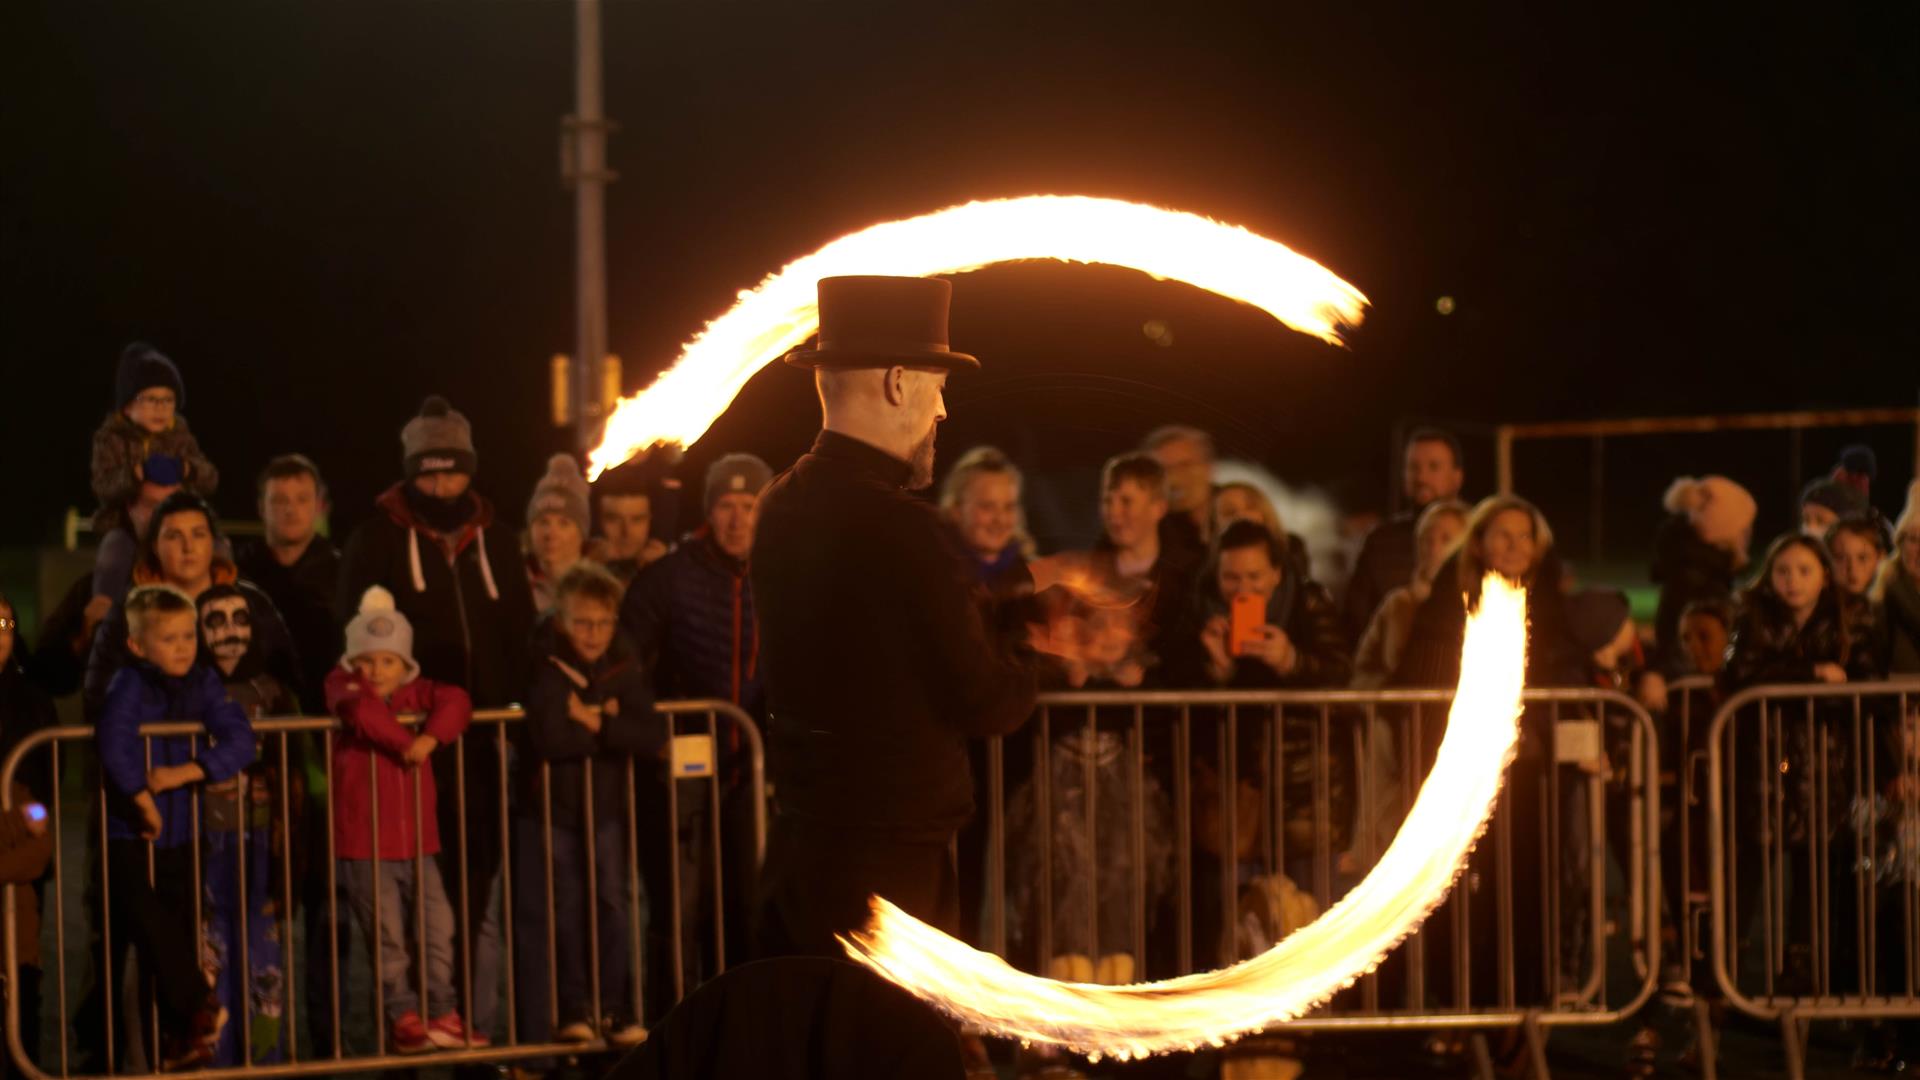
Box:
[1212,481,1284,537]
[125,584,196,639]
[939,446,1037,560]
[1454,494,1554,593]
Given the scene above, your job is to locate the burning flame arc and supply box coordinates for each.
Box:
[841,576,1528,1061]
[587,195,1368,478]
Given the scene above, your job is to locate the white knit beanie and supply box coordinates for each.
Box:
[340,585,421,682]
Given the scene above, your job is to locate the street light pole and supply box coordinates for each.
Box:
[569,0,613,454]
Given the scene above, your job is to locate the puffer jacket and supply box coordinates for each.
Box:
[336,484,535,709]
[622,528,764,723]
[98,661,256,846]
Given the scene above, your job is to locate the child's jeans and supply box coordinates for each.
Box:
[339,859,456,1022]
[512,815,633,1038]
[104,839,205,1036]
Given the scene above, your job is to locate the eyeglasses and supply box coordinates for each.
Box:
[0,619,15,633]
[134,391,176,408]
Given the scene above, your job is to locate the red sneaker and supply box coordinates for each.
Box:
[429,1011,491,1049]
[390,1010,434,1055]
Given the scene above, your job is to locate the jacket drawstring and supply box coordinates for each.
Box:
[475,526,501,601]
[407,529,426,592]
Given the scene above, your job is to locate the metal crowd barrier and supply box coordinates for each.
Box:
[0,701,764,1080]
[985,687,1663,1079]
[1706,677,1920,1080]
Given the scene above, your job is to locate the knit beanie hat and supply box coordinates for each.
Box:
[704,453,772,513]
[115,342,185,410]
[527,454,590,537]
[1800,476,1867,519]
[1838,444,1878,482]
[1566,587,1632,654]
[340,585,420,681]
[401,396,477,479]
[1663,475,1757,557]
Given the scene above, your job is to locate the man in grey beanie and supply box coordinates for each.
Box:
[618,449,772,1021]
[335,394,532,1046]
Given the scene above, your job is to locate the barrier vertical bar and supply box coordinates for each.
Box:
[324,730,342,1061]
[279,732,297,1063]
[453,743,473,1044]
[707,710,725,975]
[411,761,426,1054]
[664,717,684,1001]
[1131,704,1146,978]
[1315,703,1332,906]
[1175,705,1192,975]
[1036,708,1052,975]
[625,757,644,1027]
[51,741,67,1077]
[97,778,114,1077]
[1083,703,1096,971]
[988,734,1006,958]
[1223,706,1238,971]
[368,746,384,1053]
[541,764,557,1031]
[498,718,517,1046]
[585,758,603,1031]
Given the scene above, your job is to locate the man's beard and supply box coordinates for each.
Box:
[907,424,938,489]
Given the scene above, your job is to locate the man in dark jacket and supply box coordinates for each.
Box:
[622,452,770,1017]
[236,454,340,712]
[750,276,1042,959]
[334,395,534,1043]
[1343,428,1465,640]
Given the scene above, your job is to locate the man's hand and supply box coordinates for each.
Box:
[1250,625,1298,676]
[405,735,438,765]
[1636,671,1669,714]
[568,692,604,734]
[146,762,204,794]
[134,792,163,841]
[1814,662,1848,684]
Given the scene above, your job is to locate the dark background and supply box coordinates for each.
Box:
[4,2,1917,560]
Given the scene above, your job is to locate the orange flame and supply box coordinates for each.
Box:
[841,575,1528,1060]
[586,195,1368,478]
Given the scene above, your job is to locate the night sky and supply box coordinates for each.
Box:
[5,3,1917,559]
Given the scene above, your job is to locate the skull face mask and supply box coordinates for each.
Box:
[197,590,253,677]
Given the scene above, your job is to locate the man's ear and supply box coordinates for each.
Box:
[882,365,909,407]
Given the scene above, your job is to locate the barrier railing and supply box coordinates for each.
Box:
[1706,677,1920,1080]
[984,687,1662,1077]
[0,700,763,1080]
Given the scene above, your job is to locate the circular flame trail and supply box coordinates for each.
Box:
[587,195,1368,478]
[841,576,1529,1061]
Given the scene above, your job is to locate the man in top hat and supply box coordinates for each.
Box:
[750,276,1045,959]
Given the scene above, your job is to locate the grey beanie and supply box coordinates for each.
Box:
[340,585,420,682]
[704,453,772,513]
[401,396,477,479]
[527,454,591,537]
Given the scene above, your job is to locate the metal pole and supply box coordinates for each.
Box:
[569,0,613,454]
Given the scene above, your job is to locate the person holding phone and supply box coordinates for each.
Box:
[1197,520,1350,689]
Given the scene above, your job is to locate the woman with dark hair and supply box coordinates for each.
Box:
[82,492,301,723]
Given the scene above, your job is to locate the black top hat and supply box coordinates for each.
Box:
[784,276,979,372]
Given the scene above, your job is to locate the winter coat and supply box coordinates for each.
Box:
[335,484,535,709]
[1838,592,1884,682]
[1343,510,1418,641]
[622,528,765,723]
[1650,513,1741,677]
[519,621,662,826]
[89,412,218,532]
[236,537,341,713]
[1197,552,1351,691]
[1720,596,1850,694]
[1391,549,1585,696]
[324,666,470,860]
[83,559,301,719]
[97,661,256,846]
[1879,568,1920,676]
[750,431,1038,840]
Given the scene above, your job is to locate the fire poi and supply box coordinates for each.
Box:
[589,196,1527,1060]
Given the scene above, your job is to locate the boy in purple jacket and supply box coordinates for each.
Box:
[97,584,256,1069]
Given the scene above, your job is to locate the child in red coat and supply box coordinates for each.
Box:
[326,586,484,1055]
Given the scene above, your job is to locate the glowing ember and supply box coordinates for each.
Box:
[841,576,1528,1060]
[586,195,1368,478]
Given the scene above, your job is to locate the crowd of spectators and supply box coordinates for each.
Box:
[1,340,1917,1076]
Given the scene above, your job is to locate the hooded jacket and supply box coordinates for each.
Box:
[335,483,535,709]
[519,619,662,825]
[97,661,257,846]
[324,665,471,860]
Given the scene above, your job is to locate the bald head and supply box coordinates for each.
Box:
[817,365,949,488]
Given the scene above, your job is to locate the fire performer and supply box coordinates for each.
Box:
[750,275,1048,958]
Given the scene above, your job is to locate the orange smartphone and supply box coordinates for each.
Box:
[1229,593,1265,656]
